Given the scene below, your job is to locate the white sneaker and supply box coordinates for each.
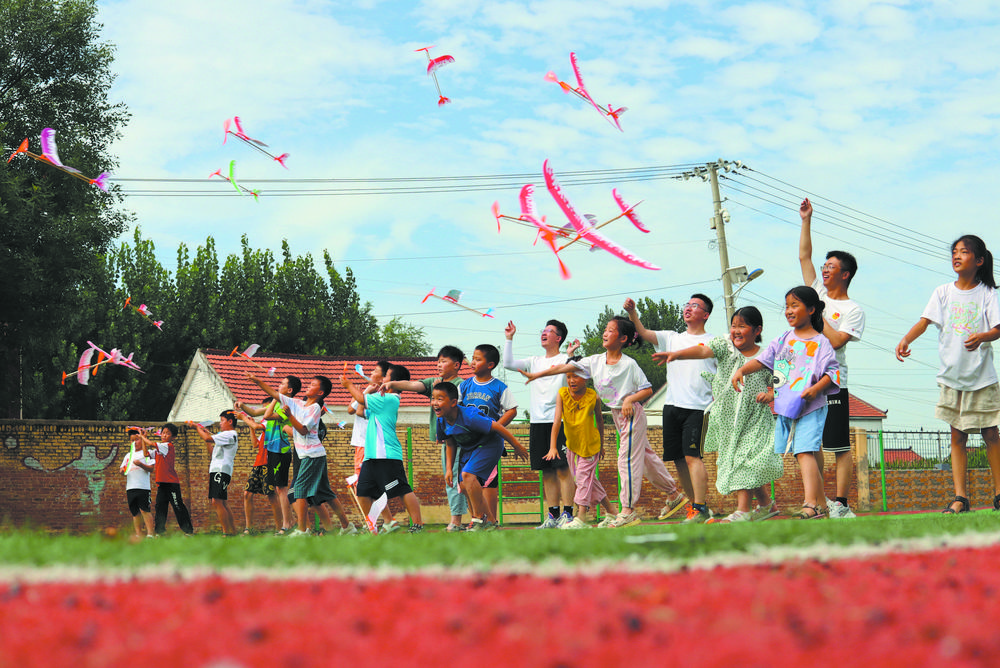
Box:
[555,511,573,528]
[339,522,359,535]
[715,509,752,523]
[596,515,616,528]
[288,528,311,538]
[535,514,559,529]
[606,511,641,528]
[561,516,591,530]
[828,501,856,519]
[379,520,400,534]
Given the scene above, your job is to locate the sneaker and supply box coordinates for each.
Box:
[606,511,641,528]
[483,520,499,531]
[535,514,560,530]
[596,515,616,528]
[561,516,591,530]
[658,494,688,520]
[750,501,780,522]
[828,501,856,519]
[468,518,486,532]
[339,522,359,536]
[445,522,466,532]
[556,511,573,528]
[825,498,836,514]
[709,509,751,524]
[682,505,712,524]
[288,528,311,538]
[379,520,401,534]
[407,524,424,534]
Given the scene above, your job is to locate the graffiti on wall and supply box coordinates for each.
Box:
[23,445,120,515]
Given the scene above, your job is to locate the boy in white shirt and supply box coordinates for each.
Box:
[191,411,239,536]
[120,428,156,539]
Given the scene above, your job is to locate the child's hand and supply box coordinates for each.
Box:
[542,447,558,461]
[652,351,672,366]
[895,339,911,361]
[566,338,581,356]
[519,369,538,384]
[731,369,745,393]
[445,469,453,488]
[801,385,819,402]
[621,397,635,418]
[377,382,392,395]
[799,198,812,221]
[340,373,351,388]
[965,333,988,351]
[623,297,636,313]
[505,320,516,339]
[511,441,529,461]
[755,388,774,404]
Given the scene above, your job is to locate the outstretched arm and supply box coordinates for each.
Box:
[799,198,817,286]
[731,359,765,392]
[520,363,576,383]
[247,374,280,402]
[623,297,658,346]
[492,421,528,461]
[380,379,427,394]
[652,344,714,365]
[896,318,931,361]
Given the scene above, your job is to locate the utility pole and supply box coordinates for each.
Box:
[677,159,754,324]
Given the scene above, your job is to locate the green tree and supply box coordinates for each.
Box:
[373,317,432,357]
[581,297,685,392]
[0,0,129,417]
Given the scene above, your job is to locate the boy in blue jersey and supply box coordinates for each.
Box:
[432,382,528,530]
[341,364,425,533]
[459,344,517,522]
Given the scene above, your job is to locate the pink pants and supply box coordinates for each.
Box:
[613,404,678,509]
[568,450,607,508]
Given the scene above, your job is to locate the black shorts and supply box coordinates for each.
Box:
[529,422,568,471]
[662,405,705,460]
[266,450,292,488]
[357,459,413,500]
[127,489,151,516]
[822,388,851,453]
[244,464,275,496]
[208,472,232,500]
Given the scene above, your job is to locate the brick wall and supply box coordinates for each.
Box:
[0,421,972,532]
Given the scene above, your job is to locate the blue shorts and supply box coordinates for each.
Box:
[460,443,503,484]
[774,406,827,455]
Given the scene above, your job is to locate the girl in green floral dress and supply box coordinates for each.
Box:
[655,306,783,522]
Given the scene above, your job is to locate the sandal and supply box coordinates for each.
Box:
[942,495,970,514]
[795,503,823,520]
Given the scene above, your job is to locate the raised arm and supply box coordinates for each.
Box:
[247,374,280,402]
[623,298,658,346]
[503,325,529,372]
[652,344,714,365]
[235,399,266,417]
[799,198,817,285]
[341,375,367,407]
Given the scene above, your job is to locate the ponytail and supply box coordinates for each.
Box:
[952,234,996,289]
[785,286,825,333]
[611,316,642,349]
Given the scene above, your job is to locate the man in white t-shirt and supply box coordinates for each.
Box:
[799,198,866,518]
[626,295,715,523]
[191,411,240,536]
[503,319,580,528]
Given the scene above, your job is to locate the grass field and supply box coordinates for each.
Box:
[3,512,1000,666]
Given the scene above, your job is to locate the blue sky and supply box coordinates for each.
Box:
[95,0,1000,428]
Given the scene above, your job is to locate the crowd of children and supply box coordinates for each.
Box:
[118,201,1000,531]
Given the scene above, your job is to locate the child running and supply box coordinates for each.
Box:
[523,316,681,528]
[657,306,783,522]
[732,287,840,519]
[896,234,1000,513]
[549,369,615,528]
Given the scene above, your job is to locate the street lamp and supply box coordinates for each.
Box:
[727,266,764,311]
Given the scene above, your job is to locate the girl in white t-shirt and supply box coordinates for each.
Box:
[896,234,1000,514]
[523,316,681,528]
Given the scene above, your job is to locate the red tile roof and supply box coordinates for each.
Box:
[203,349,471,408]
[883,448,923,464]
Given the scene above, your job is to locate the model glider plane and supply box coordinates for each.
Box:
[123,297,164,330]
[62,341,143,385]
[223,116,289,168]
[492,161,658,279]
[416,46,454,106]
[422,289,494,318]
[545,52,627,132]
[230,343,276,376]
[7,128,110,190]
[209,161,260,200]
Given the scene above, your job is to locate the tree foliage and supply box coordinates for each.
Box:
[581,297,685,392]
[0,0,130,417]
[42,231,429,420]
